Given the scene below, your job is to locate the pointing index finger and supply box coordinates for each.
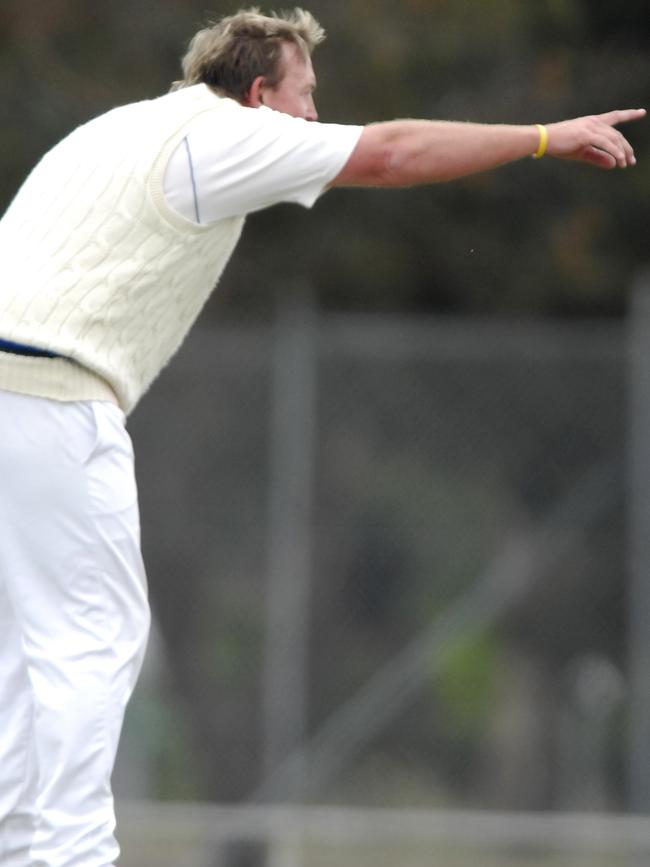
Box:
[600,108,647,127]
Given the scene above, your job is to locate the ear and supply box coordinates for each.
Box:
[242,75,266,108]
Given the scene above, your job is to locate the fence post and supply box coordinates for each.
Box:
[261,289,317,801]
[627,271,650,813]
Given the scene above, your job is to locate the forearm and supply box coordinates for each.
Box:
[371,119,541,185]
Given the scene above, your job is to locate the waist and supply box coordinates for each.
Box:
[0,351,119,407]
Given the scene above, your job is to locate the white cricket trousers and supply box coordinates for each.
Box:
[0,391,151,867]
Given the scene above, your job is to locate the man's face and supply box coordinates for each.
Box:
[261,42,318,121]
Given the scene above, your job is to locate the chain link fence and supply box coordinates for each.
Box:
[118,298,650,862]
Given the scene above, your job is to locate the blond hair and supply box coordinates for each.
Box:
[171,7,325,99]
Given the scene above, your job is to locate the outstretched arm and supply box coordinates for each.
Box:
[330,109,646,188]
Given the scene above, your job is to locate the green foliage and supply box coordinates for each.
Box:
[123,690,200,800]
[437,629,499,736]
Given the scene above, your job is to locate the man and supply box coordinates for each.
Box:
[0,7,643,866]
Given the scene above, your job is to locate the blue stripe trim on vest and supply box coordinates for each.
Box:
[0,338,60,358]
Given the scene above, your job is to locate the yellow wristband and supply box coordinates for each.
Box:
[532,123,548,159]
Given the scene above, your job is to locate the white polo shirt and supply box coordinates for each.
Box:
[163,101,362,223]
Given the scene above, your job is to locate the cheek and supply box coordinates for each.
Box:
[274,91,299,114]
[283,95,306,117]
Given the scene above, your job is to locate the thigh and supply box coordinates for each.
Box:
[0,393,149,658]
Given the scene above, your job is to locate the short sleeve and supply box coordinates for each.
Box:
[163,102,363,224]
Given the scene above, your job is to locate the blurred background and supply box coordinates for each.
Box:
[2,1,650,864]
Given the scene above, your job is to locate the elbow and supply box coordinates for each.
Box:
[376,143,409,187]
[333,124,417,189]
[353,142,413,188]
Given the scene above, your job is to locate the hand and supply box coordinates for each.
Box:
[546,108,646,169]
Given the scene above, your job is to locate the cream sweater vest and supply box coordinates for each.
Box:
[0,85,245,413]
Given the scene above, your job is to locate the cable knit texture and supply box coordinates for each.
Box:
[0,85,245,413]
